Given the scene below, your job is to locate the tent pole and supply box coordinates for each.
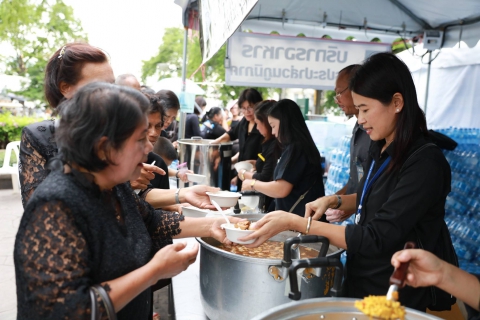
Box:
[423,50,432,115]
[178,27,189,140]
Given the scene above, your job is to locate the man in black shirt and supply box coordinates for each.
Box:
[325,65,370,223]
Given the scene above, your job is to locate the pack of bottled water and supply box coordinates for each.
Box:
[324,135,351,196]
[437,127,480,274]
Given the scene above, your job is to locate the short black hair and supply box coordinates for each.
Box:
[238,88,263,109]
[140,85,156,95]
[206,107,222,120]
[338,64,360,80]
[56,82,149,172]
[156,89,180,111]
[153,137,178,162]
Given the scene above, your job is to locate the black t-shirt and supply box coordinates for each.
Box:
[346,122,370,195]
[253,138,277,182]
[185,114,202,139]
[344,134,451,311]
[230,119,240,130]
[202,120,226,140]
[227,117,263,161]
[273,144,325,216]
[140,152,170,193]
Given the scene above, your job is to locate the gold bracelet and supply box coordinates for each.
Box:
[305,216,312,234]
[240,169,246,181]
[251,179,257,190]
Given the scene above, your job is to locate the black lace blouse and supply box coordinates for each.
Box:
[19,119,58,208]
[14,166,184,320]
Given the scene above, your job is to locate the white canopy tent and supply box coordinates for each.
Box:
[244,0,480,48]
[398,43,480,129]
[177,0,480,129]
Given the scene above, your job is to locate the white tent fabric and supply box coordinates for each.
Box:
[398,43,480,129]
[246,0,480,47]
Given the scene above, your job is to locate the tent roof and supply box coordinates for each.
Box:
[246,0,480,47]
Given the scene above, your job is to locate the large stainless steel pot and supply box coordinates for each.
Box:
[197,214,344,320]
[177,138,233,190]
[251,297,443,320]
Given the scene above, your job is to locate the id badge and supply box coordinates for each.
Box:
[356,161,364,182]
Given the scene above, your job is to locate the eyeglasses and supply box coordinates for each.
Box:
[334,87,349,103]
[163,115,176,122]
[240,105,254,113]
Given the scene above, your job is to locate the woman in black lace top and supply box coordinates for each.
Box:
[19,43,218,210]
[14,83,237,320]
[19,43,116,207]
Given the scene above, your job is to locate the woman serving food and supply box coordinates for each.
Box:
[240,52,451,311]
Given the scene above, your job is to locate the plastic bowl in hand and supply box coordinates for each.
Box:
[206,191,242,207]
[183,206,232,218]
[182,206,209,218]
[186,173,206,184]
[221,223,256,244]
[234,161,253,173]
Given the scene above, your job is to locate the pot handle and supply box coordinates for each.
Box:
[282,235,330,268]
[288,257,343,301]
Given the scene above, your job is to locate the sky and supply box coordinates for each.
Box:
[63,0,183,83]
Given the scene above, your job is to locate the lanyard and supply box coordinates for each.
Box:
[355,156,391,224]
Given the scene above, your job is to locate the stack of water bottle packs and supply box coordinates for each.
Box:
[437,127,480,274]
[324,135,351,197]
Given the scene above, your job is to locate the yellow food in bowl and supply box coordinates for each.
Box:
[354,295,405,320]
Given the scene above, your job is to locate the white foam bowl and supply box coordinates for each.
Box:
[221,223,256,244]
[182,206,209,218]
[186,173,206,184]
[234,161,253,173]
[206,191,242,207]
[182,206,232,218]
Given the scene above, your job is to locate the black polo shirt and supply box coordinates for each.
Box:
[227,117,263,161]
[141,152,170,192]
[274,144,325,216]
[344,134,451,311]
[253,138,277,182]
[345,122,371,195]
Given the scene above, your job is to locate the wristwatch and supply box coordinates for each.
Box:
[240,169,246,181]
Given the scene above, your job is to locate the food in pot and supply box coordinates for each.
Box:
[217,240,319,259]
[235,221,252,230]
[354,295,405,320]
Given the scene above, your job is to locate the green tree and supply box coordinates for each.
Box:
[142,28,280,105]
[0,0,87,107]
[392,37,412,54]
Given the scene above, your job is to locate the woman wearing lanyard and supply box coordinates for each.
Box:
[240,53,451,311]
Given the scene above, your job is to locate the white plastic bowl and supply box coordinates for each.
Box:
[221,223,256,244]
[182,206,209,218]
[206,191,242,207]
[234,161,253,173]
[186,173,206,184]
[182,206,232,218]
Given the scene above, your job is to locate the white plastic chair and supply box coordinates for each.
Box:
[0,141,21,193]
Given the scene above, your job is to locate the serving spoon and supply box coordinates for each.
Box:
[211,199,231,226]
[387,241,416,301]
